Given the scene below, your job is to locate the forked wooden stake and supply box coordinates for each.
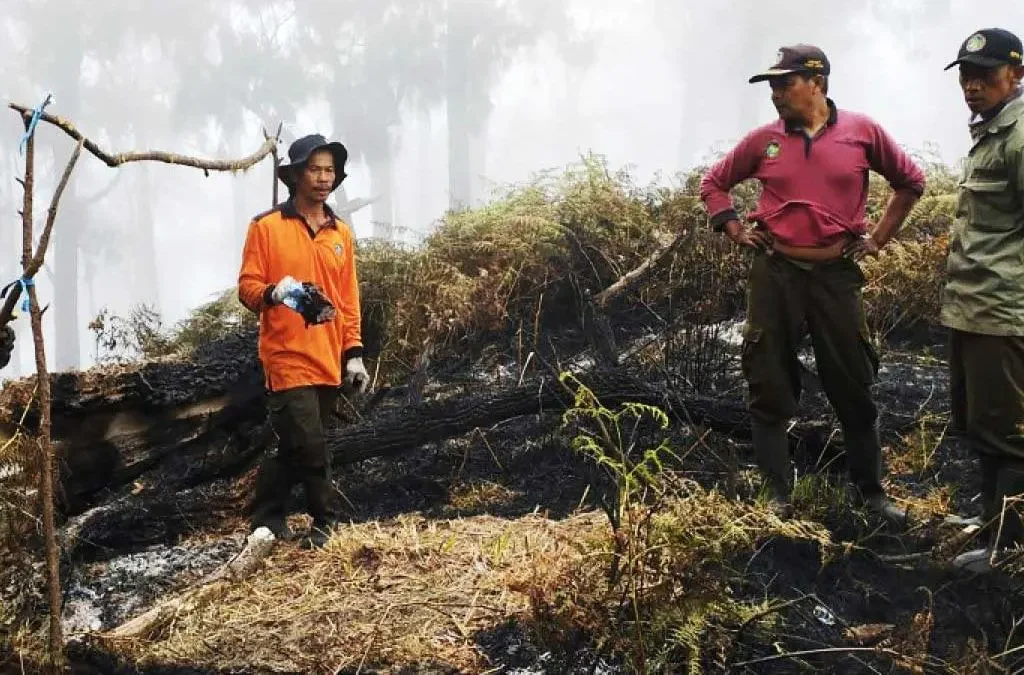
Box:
[6,100,281,671]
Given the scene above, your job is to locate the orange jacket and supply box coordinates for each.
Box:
[238,200,363,392]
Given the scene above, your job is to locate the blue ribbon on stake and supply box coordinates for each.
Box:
[19,92,53,155]
[17,278,33,313]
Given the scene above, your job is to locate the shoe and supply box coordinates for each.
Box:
[952,547,995,574]
[252,515,294,542]
[864,493,909,528]
[943,513,983,530]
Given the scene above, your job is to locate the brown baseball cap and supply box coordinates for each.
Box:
[749,44,831,83]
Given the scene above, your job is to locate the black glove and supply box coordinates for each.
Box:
[296,282,337,326]
[265,278,337,327]
[0,324,15,369]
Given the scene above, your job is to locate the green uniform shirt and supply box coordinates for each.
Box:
[941,92,1024,336]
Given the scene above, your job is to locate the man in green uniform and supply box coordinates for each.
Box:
[940,28,1024,573]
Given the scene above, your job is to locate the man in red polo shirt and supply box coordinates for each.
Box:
[700,45,926,523]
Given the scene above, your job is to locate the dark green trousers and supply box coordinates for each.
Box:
[250,385,340,527]
[950,330,1024,547]
[741,251,883,495]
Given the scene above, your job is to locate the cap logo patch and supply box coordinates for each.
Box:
[775,49,785,65]
[765,140,781,159]
[1011,50,1022,60]
[805,59,824,69]
[966,33,986,52]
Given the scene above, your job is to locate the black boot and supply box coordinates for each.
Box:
[301,470,341,549]
[953,458,1024,575]
[992,461,1024,549]
[751,420,794,512]
[248,456,295,541]
[845,422,908,528]
[979,453,1001,538]
[843,421,884,496]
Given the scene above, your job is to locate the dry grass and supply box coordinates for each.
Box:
[862,234,950,342]
[103,511,607,673]
[89,480,838,674]
[510,480,834,672]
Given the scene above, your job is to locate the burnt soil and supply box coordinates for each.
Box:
[3,318,1024,674]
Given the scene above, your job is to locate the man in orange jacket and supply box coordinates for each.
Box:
[238,133,368,547]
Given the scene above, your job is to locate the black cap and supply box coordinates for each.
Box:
[944,28,1023,70]
[277,133,349,191]
[749,45,830,83]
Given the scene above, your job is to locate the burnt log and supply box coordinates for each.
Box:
[57,363,844,561]
[325,368,768,465]
[0,328,265,512]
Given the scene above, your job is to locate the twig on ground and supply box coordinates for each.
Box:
[731,646,905,669]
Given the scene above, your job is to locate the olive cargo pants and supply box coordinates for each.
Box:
[950,330,1024,548]
[741,251,883,496]
[249,385,340,528]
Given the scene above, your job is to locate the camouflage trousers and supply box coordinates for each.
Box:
[950,330,1024,547]
[249,385,340,527]
[740,251,883,495]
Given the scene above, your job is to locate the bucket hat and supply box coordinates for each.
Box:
[277,133,348,191]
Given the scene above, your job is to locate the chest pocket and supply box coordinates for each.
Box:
[961,162,1016,232]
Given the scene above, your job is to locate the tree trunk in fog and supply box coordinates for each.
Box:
[231,135,250,249]
[52,193,80,371]
[417,111,433,235]
[368,149,394,240]
[134,165,160,311]
[445,2,472,211]
[1,157,22,378]
[50,29,84,372]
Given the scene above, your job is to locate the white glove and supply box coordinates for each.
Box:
[344,356,369,393]
[270,275,305,310]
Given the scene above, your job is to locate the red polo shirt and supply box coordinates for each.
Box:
[699,100,926,247]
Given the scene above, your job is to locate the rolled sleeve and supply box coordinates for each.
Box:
[699,130,762,231]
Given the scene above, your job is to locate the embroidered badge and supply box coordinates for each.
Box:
[334,243,343,257]
[765,140,781,159]
[966,33,986,52]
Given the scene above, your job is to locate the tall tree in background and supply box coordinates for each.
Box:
[295,0,447,239]
[442,0,574,210]
[10,0,220,368]
[169,1,308,244]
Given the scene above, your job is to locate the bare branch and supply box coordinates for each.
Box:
[10,103,279,171]
[593,230,687,309]
[27,138,84,275]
